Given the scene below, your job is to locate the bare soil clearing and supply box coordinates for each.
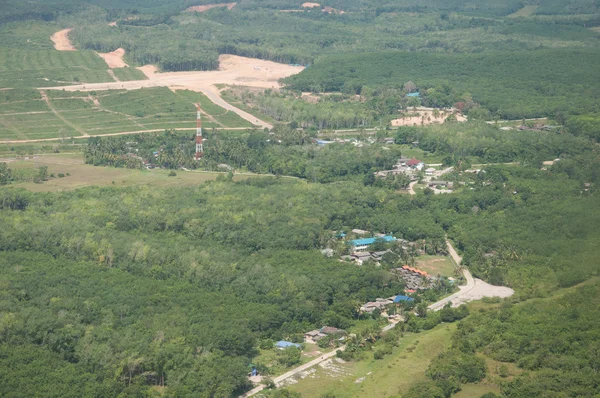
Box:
[97,48,129,68]
[302,2,321,8]
[47,55,304,91]
[108,21,118,27]
[508,5,538,18]
[185,3,236,13]
[51,28,76,51]
[391,107,466,127]
[43,55,303,129]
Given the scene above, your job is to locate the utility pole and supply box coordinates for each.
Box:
[195,103,203,160]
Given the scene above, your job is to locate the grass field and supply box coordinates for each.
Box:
[416,255,456,278]
[0,87,255,140]
[507,5,539,18]
[286,324,456,397]
[1,153,257,192]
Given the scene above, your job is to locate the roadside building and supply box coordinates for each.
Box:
[304,330,326,343]
[406,158,424,171]
[275,341,302,349]
[425,167,435,176]
[349,236,396,252]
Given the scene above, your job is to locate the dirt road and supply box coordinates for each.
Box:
[0,127,251,144]
[39,90,88,137]
[51,28,76,51]
[41,55,302,129]
[408,181,418,195]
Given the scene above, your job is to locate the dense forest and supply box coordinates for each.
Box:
[2,145,600,395]
[2,0,600,396]
[284,49,600,119]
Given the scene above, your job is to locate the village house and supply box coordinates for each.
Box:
[348,236,396,252]
[393,265,434,290]
[428,181,454,189]
[406,158,425,171]
[360,298,393,313]
[425,167,435,176]
[304,330,327,343]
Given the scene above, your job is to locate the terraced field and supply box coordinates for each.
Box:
[0,87,254,140]
[0,48,147,89]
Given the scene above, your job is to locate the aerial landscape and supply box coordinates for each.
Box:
[0,0,599,397]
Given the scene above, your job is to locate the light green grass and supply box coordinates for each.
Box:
[110,67,148,81]
[0,87,248,140]
[507,5,539,18]
[416,255,456,278]
[1,154,257,192]
[287,323,456,398]
[220,90,278,124]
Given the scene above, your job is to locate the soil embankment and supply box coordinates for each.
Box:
[97,48,129,68]
[50,28,76,51]
[186,3,236,12]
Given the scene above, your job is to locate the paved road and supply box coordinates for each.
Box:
[240,346,347,397]
[428,240,475,311]
[240,240,478,397]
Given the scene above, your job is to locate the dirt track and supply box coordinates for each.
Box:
[185,3,237,12]
[97,48,128,68]
[51,28,76,51]
[41,55,303,129]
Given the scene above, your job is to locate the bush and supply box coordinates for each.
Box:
[168,171,177,177]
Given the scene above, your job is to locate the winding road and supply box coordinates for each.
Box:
[240,239,510,397]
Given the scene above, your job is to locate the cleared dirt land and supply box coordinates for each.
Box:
[391,107,467,127]
[1,154,255,192]
[97,48,129,68]
[50,28,76,51]
[42,55,304,129]
[185,3,237,12]
[45,55,304,92]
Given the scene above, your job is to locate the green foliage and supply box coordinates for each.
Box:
[286,49,600,119]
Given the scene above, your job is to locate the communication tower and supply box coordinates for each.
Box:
[195,103,203,160]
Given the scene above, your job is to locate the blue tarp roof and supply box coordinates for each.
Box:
[275,341,301,349]
[406,92,420,97]
[393,295,415,303]
[349,236,396,246]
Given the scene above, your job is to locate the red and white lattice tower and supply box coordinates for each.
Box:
[194,103,203,160]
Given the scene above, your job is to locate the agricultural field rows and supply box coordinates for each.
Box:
[0,87,254,140]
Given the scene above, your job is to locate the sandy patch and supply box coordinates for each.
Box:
[185,3,236,12]
[302,2,321,8]
[108,21,117,27]
[97,48,129,68]
[51,28,76,51]
[137,65,159,78]
[391,107,466,127]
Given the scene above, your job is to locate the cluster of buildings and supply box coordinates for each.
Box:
[303,326,347,344]
[393,265,434,290]
[359,295,415,314]
[374,157,426,179]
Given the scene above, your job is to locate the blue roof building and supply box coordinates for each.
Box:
[275,341,302,349]
[393,295,415,303]
[349,236,396,248]
[406,92,420,98]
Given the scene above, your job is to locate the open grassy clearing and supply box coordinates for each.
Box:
[220,88,278,125]
[1,153,257,192]
[286,323,456,397]
[0,87,255,141]
[416,255,456,278]
[507,5,539,17]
